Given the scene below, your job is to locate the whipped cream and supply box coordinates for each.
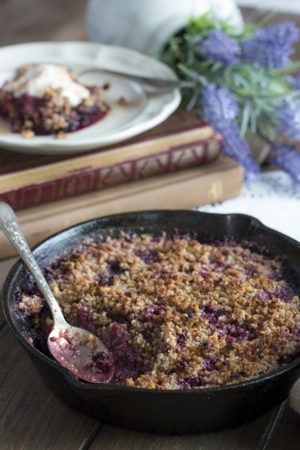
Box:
[3,63,90,107]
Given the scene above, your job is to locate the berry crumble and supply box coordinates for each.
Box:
[0,63,109,136]
[16,233,300,389]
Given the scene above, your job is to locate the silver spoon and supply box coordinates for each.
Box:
[78,67,188,91]
[0,202,114,383]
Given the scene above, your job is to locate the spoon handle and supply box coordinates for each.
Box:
[0,202,66,325]
[78,67,183,91]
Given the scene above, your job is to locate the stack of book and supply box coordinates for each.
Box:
[0,109,244,259]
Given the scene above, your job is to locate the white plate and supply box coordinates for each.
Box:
[0,42,181,155]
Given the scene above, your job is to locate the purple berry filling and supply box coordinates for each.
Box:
[103,323,140,383]
[0,88,108,135]
[135,249,160,264]
[141,305,166,322]
[177,333,188,349]
[93,351,114,375]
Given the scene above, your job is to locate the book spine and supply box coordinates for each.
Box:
[1,136,221,210]
[0,156,243,260]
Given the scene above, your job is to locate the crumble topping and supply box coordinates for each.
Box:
[0,63,109,136]
[17,233,300,389]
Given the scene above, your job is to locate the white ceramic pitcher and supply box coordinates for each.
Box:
[86,0,243,56]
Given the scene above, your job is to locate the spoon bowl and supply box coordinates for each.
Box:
[0,202,113,383]
[48,325,114,383]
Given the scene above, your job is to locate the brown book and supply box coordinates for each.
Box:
[0,109,220,210]
[0,156,244,260]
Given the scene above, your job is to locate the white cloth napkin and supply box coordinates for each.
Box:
[199,171,300,242]
[199,171,300,413]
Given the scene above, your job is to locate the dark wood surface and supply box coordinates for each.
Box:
[0,0,87,44]
[0,1,300,449]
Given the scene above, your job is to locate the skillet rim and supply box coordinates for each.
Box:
[2,209,300,394]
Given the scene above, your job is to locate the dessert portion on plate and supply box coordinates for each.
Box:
[0,63,109,137]
[16,232,300,389]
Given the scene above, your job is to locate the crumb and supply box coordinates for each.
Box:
[21,129,35,138]
[18,233,300,390]
[55,131,67,139]
[102,81,111,90]
[117,96,128,106]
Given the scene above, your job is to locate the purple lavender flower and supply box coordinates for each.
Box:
[221,126,260,182]
[202,84,238,122]
[277,100,300,140]
[199,30,240,65]
[201,84,260,181]
[294,73,300,90]
[241,22,299,68]
[272,144,300,183]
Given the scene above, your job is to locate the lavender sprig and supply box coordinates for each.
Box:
[240,22,299,68]
[199,30,240,65]
[202,84,239,122]
[221,127,260,183]
[161,14,300,183]
[201,84,259,181]
[272,144,300,183]
[277,100,300,140]
[294,73,300,89]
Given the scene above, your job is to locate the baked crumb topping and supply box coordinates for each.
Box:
[0,63,109,136]
[17,233,300,389]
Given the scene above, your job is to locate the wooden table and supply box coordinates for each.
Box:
[0,1,300,448]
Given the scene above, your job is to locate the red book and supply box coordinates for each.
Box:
[0,109,221,210]
[0,155,244,260]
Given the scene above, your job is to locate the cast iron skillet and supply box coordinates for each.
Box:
[2,210,300,434]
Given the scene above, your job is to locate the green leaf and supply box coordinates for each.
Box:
[160,11,300,157]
